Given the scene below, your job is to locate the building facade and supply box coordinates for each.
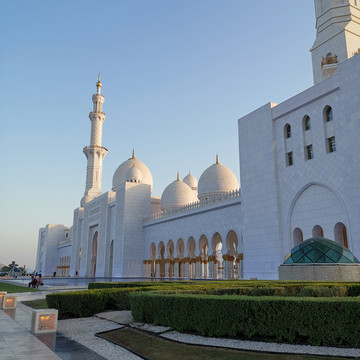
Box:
[36,0,360,280]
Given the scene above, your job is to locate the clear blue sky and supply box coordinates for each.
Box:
[0,0,315,270]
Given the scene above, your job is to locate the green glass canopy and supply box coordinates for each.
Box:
[284,237,359,264]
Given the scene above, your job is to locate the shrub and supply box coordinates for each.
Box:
[46,287,144,319]
[347,284,360,297]
[47,289,108,319]
[299,286,348,298]
[250,287,286,297]
[129,292,360,347]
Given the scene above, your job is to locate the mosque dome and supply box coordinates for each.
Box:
[125,164,143,183]
[183,172,198,190]
[284,237,360,264]
[198,156,239,200]
[112,151,153,191]
[161,174,197,211]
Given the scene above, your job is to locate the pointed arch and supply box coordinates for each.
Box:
[158,241,165,278]
[187,237,196,257]
[226,230,239,256]
[288,182,351,251]
[150,242,156,278]
[334,222,348,248]
[167,240,174,259]
[293,228,303,246]
[312,225,324,238]
[109,240,114,277]
[284,123,291,138]
[176,238,185,258]
[91,231,98,277]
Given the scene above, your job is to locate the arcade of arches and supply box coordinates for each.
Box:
[144,230,244,279]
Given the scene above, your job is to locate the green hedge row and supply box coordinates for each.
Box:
[129,292,360,347]
[46,287,144,319]
[88,280,360,297]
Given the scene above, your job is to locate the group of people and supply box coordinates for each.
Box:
[28,274,43,288]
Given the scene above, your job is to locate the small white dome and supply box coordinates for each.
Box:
[125,164,143,183]
[161,175,197,211]
[112,151,153,191]
[198,157,239,200]
[183,172,198,190]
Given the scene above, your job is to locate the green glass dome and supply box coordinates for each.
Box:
[284,237,359,264]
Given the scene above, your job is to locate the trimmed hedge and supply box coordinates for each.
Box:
[46,287,144,319]
[88,281,193,290]
[129,292,360,347]
[88,280,360,297]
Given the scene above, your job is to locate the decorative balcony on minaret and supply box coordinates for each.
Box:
[81,74,108,207]
[311,0,360,84]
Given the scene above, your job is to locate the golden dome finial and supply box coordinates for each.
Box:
[96,72,102,88]
[216,154,219,164]
[177,172,180,181]
[128,149,136,160]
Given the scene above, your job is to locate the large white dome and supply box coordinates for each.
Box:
[183,172,198,190]
[161,175,197,211]
[198,157,239,200]
[112,152,153,191]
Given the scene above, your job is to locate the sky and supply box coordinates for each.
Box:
[0,0,315,270]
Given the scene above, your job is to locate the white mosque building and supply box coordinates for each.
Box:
[36,0,360,280]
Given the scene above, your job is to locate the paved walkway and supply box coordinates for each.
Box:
[0,305,110,360]
[0,290,138,360]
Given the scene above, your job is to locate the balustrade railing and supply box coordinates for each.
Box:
[83,145,108,152]
[149,188,241,221]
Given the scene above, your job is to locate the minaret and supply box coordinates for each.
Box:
[311,0,360,84]
[80,74,108,207]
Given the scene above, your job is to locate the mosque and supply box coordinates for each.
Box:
[36,0,360,280]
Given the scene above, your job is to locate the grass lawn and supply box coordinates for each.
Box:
[0,282,38,293]
[98,328,350,360]
[22,298,48,309]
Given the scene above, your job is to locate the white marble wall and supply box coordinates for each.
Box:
[113,182,152,277]
[238,54,360,279]
[35,224,68,276]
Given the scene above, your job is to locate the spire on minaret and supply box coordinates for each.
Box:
[96,72,102,94]
[81,75,108,207]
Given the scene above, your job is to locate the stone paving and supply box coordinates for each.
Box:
[0,289,137,360]
[0,305,61,360]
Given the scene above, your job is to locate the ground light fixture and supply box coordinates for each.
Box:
[1,295,17,309]
[0,291,7,305]
[31,309,58,334]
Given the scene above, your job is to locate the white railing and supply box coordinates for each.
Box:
[149,188,240,221]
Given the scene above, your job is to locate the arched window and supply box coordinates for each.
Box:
[284,124,291,138]
[312,225,324,238]
[324,106,336,153]
[334,222,348,248]
[303,116,311,131]
[325,106,333,122]
[293,228,303,246]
